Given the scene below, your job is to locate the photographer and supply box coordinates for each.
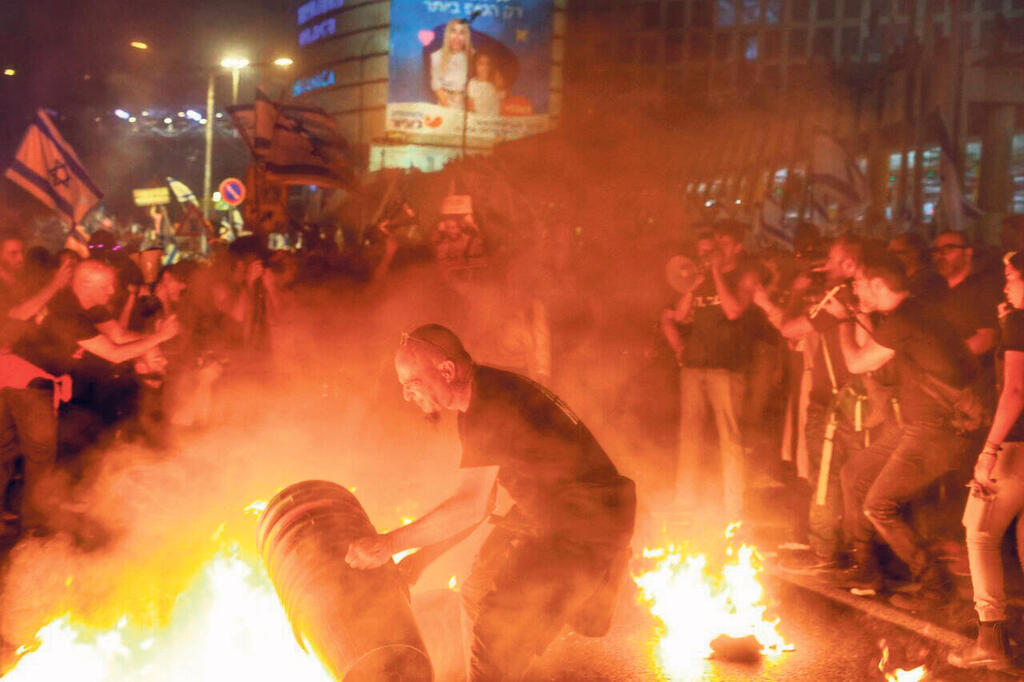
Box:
[824,249,975,609]
[754,235,884,571]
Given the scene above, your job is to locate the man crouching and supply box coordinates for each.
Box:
[346,324,635,681]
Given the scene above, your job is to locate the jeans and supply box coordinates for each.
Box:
[677,366,746,518]
[805,401,864,560]
[840,420,971,577]
[0,387,57,528]
[964,442,1024,622]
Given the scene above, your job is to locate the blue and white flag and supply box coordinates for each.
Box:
[167,176,199,207]
[227,90,352,188]
[757,191,793,248]
[809,128,868,212]
[4,109,103,224]
[933,109,981,232]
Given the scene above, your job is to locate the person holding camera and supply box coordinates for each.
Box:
[753,234,880,570]
[824,249,975,609]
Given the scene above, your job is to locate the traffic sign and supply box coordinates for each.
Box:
[218,177,246,206]
[133,187,171,207]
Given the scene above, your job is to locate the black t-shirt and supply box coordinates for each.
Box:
[14,290,113,376]
[940,269,1002,344]
[681,265,754,371]
[873,296,975,424]
[458,365,634,544]
[909,268,949,301]
[999,310,1024,442]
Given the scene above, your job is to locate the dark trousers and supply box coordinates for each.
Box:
[0,387,57,528]
[804,400,865,559]
[460,526,617,681]
[840,420,971,577]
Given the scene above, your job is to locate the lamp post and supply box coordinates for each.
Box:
[460,10,483,159]
[202,56,291,218]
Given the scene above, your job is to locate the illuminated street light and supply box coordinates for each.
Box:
[130,41,149,50]
[128,116,137,123]
[142,110,150,117]
[2,68,14,76]
[163,117,172,124]
[220,57,249,70]
[114,109,131,120]
[273,57,294,67]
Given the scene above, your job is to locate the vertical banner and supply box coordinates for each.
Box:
[387,0,554,144]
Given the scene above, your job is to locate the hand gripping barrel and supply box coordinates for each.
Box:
[257,480,433,681]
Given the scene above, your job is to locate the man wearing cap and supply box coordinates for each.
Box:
[346,324,635,681]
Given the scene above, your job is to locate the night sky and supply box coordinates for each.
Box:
[0,0,295,219]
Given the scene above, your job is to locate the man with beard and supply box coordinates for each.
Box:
[932,230,1002,359]
[824,250,975,608]
[346,324,635,681]
[753,234,880,570]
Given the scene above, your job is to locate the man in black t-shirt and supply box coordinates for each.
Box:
[672,220,759,517]
[346,325,635,681]
[932,230,1002,359]
[825,250,974,607]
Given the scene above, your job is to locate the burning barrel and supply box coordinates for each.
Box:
[257,480,433,681]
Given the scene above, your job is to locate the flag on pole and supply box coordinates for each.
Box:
[756,190,793,248]
[167,176,200,207]
[227,90,352,188]
[932,109,981,232]
[4,109,103,224]
[808,127,869,211]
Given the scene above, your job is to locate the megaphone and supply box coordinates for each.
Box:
[665,255,700,294]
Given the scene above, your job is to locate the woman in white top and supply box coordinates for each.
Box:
[430,19,472,109]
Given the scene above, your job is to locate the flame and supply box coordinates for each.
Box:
[877,641,928,682]
[3,544,332,681]
[633,524,793,679]
[448,575,458,590]
[243,500,268,516]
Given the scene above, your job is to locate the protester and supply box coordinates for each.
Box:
[933,230,1003,359]
[948,250,1024,671]
[345,324,635,681]
[670,220,758,517]
[887,232,947,299]
[825,249,975,608]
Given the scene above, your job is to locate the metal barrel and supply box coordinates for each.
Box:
[257,480,433,682]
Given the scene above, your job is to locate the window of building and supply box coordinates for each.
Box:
[960,0,974,13]
[765,29,782,57]
[928,0,945,12]
[690,30,712,57]
[716,0,736,27]
[666,33,685,62]
[896,0,911,15]
[644,1,662,27]
[817,0,836,20]
[844,0,863,19]
[764,0,782,23]
[743,32,759,59]
[716,31,734,58]
[789,28,808,57]
[791,0,810,21]
[667,1,686,27]
[841,26,861,55]
[692,0,713,27]
[813,27,834,57]
[741,0,760,23]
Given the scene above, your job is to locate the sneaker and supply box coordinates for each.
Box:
[820,566,883,595]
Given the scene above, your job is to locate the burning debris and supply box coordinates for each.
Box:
[877,640,929,682]
[633,523,793,678]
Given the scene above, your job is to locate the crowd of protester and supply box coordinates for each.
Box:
[659,216,1024,672]
[6,196,1024,673]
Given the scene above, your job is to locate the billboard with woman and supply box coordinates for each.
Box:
[387,0,554,144]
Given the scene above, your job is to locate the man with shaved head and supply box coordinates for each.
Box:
[346,324,635,681]
[3,258,179,534]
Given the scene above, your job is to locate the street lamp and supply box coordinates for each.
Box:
[273,57,294,68]
[219,56,250,105]
[130,41,149,50]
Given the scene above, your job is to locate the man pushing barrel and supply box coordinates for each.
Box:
[346,324,635,681]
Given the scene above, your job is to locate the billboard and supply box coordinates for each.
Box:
[387,0,554,145]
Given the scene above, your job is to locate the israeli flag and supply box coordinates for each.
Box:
[4,109,103,224]
[167,176,200,207]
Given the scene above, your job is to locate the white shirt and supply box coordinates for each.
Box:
[467,79,501,116]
